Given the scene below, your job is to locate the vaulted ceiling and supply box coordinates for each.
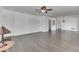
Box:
[2,6,79,17]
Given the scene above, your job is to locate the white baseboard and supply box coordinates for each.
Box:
[3,29,79,37]
[13,30,41,36]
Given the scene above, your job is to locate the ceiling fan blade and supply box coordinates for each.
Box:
[45,11,47,13]
[46,9,52,11]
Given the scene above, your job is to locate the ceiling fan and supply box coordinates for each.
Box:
[36,6,52,13]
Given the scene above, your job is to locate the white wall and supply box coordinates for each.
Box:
[0,8,50,38]
[40,16,49,32]
[77,14,79,31]
[56,15,78,31]
[0,7,3,27]
[0,16,1,41]
[14,13,41,35]
[56,17,61,30]
[1,9,42,36]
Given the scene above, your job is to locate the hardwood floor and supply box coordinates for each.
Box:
[9,30,79,52]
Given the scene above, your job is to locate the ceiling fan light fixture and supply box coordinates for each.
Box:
[41,10,45,12]
[41,6,47,13]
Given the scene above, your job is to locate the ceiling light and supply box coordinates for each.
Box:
[41,10,45,12]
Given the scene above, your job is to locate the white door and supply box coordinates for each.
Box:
[51,18,57,31]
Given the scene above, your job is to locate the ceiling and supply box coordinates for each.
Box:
[2,6,79,17]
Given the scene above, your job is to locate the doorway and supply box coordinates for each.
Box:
[48,17,62,32]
